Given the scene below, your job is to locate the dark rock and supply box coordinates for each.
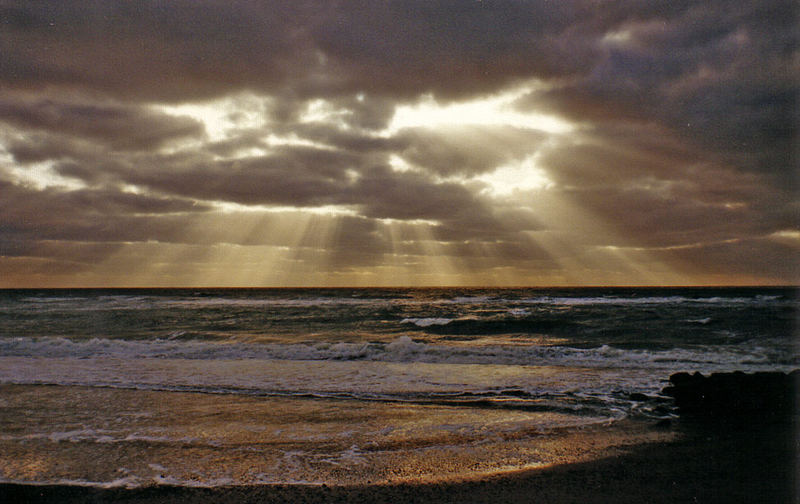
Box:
[651,405,673,416]
[662,370,799,420]
[654,418,672,429]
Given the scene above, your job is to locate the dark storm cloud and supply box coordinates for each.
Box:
[6,132,101,165]
[0,238,124,267]
[0,178,209,244]
[516,0,797,183]
[0,1,318,101]
[347,165,490,221]
[0,95,204,150]
[671,237,800,281]
[58,147,364,207]
[532,125,796,250]
[305,0,596,99]
[0,0,593,101]
[4,0,793,174]
[3,0,794,125]
[146,151,354,207]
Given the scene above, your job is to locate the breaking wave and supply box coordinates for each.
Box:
[1,335,794,372]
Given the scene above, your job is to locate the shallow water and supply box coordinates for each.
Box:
[0,385,674,487]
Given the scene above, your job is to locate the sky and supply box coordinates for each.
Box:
[0,0,797,287]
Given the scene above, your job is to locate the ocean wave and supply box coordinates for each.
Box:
[0,429,200,446]
[19,297,89,303]
[10,294,391,312]
[507,308,531,316]
[447,296,493,304]
[12,295,159,312]
[408,317,576,335]
[686,318,713,324]
[163,296,387,308]
[0,474,237,490]
[517,295,786,306]
[0,335,793,372]
[400,317,454,327]
[5,292,789,321]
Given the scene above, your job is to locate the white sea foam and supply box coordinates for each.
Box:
[0,474,238,489]
[12,294,390,313]
[400,317,454,327]
[448,296,493,304]
[0,335,793,371]
[20,297,87,303]
[163,296,386,308]
[0,355,662,423]
[0,471,279,489]
[0,429,116,443]
[14,295,156,312]
[516,295,787,306]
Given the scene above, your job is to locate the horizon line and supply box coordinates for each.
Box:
[1,284,796,290]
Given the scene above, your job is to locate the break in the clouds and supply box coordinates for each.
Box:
[0,0,796,286]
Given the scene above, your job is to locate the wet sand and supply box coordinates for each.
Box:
[2,416,796,504]
[0,384,674,487]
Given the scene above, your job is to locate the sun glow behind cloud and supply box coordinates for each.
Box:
[476,155,555,196]
[155,94,268,143]
[212,201,358,217]
[0,2,795,287]
[14,86,693,287]
[386,85,575,135]
[4,160,86,191]
[0,81,713,287]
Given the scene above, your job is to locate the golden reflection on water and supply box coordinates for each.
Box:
[0,384,674,487]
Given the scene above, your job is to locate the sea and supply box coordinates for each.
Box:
[0,287,796,487]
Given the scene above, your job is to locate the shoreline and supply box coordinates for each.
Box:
[1,369,796,503]
[2,417,796,504]
[0,384,675,488]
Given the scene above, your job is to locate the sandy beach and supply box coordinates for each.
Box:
[2,413,796,504]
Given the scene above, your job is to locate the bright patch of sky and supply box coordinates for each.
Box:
[388,154,417,173]
[300,99,354,126]
[475,155,555,196]
[769,230,800,243]
[265,133,336,150]
[385,84,574,135]
[211,200,358,217]
[155,93,268,142]
[2,156,86,191]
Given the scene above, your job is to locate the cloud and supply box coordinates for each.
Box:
[0,179,209,243]
[347,165,491,221]
[0,1,316,100]
[396,125,547,177]
[529,124,795,250]
[0,1,615,101]
[0,1,795,285]
[0,94,204,150]
[515,0,797,185]
[669,237,800,283]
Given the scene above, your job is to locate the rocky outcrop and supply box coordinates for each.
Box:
[662,371,799,420]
